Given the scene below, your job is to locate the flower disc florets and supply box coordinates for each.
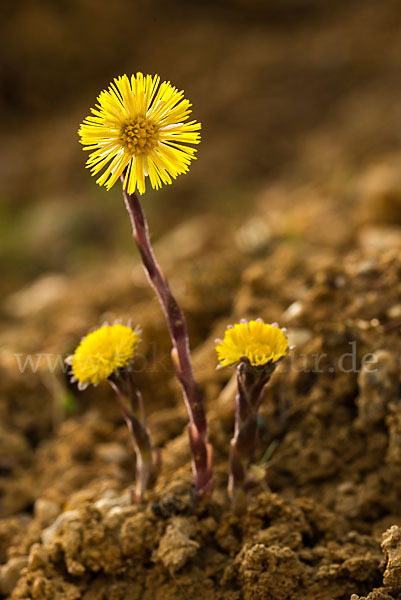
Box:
[216,319,289,368]
[69,324,139,389]
[79,73,201,195]
[120,116,159,156]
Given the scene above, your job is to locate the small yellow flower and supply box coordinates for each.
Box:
[216,320,289,368]
[70,324,139,389]
[79,73,201,195]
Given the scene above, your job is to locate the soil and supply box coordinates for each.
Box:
[2,1,401,599]
[1,164,401,599]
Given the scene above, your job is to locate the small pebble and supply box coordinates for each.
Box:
[283,301,303,322]
[387,304,401,319]
[286,328,312,347]
[34,498,61,524]
[0,556,28,596]
[235,218,271,253]
[358,226,401,251]
[95,442,128,464]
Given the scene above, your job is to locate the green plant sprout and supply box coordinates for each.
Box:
[78,73,212,499]
[66,323,159,502]
[216,319,290,513]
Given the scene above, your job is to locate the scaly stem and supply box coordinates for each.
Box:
[109,377,159,503]
[121,181,213,497]
[229,360,275,513]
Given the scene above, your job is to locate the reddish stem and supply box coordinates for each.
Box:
[229,360,275,513]
[109,378,158,502]
[121,181,213,497]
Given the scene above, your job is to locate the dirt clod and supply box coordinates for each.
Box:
[155,516,200,573]
[382,526,401,594]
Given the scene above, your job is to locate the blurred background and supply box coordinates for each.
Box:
[1,0,401,295]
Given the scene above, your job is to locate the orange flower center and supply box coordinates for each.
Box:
[120,116,159,156]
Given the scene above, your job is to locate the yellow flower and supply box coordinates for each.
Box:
[79,73,201,195]
[216,320,289,368]
[70,324,139,389]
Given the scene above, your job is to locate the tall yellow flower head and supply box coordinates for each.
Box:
[69,324,140,389]
[216,319,289,368]
[79,73,201,195]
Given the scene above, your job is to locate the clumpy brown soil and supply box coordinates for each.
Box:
[1,162,401,599]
